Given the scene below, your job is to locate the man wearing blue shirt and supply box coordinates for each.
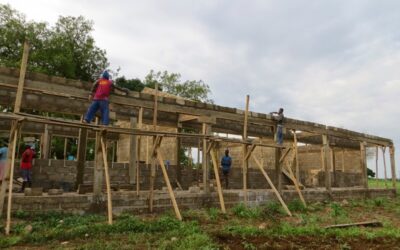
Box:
[220,149,232,189]
[0,140,8,182]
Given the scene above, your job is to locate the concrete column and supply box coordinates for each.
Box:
[322,135,331,192]
[331,147,336,187]
[176,127,182,185]
[41,124,50,159]
[75,127,88,189]
[389,146,397,190]
[360,142,368,189]
[128,117,137,184]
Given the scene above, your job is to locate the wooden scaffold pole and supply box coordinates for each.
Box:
[100,131,113,224]
[209,146,226,213]
[136,107,143,196]
[242,95,249,204]
[252,155,292,216]
[149,83,158,212]
[381,147,388,188]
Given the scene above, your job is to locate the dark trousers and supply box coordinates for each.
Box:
[84,100,110,125]
[21,169,32,191]
[222,170,230,189]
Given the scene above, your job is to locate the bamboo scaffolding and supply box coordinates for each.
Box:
[150,83,162,212]
[100,133,113,224]
[242,95,249,204]
[156,148,182,220]
[284,154,306,207]
[210,148,226,213]
[251,155,292,216]
[136,107,143,195]
[0,112,285,149]
[5,122,20,235]
[381,147,388,188]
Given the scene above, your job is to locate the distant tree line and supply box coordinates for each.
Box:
[0,4,213,103]
[1,3,212,164]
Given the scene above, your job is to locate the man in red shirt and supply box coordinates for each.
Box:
[20,145,35,192]
[83,70,128,125]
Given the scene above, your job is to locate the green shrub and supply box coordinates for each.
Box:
[330,202,346,218]
[261,202,284,220]
[288,199,307,213]
[207,207,220,220]
[231,203,261,219]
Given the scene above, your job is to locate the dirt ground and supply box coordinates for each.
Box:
[214,234,400,250]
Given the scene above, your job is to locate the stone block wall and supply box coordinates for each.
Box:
[4,188,396,215]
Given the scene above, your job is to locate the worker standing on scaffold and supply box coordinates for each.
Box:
[270,108,284,145]
[83,70,128,125]
[221,149,232,189]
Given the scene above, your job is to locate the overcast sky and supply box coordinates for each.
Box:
[2,0,399,178]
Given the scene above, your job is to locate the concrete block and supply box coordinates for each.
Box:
[24,188,43,196]
[48,189,64,195]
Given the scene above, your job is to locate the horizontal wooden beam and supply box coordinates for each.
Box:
[0,67,393,147]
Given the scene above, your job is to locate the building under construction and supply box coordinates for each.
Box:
[0,44,397,228]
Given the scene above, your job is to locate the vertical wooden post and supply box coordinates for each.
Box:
[14,41,30,113]
[330,147,336,187]
[149,83,158,212]
[389,146,397,190]
[136,107,143,195]
[93,131,104,196]
[202,123,210,193]
[128,117,138,184]
[360,142,368,189]
[100,133,113,224]
[0,122,19,218]
[210,149,226,213]
[5,122,20,235]
[382,147,388,188]
[293,130,300,182]
[322,135,331,193]
[242,95,249,203]
[75,126,88,190]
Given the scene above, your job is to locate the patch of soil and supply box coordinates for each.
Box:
[213,234,400,250]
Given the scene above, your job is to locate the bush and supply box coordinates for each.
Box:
[288,199,307,213]
[261,202,284,220]
[231,203,261,219]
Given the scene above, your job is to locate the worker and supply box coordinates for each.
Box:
[270,108,284,145]
[20,144,35,192]
[83,70,128,125]
[0,139,8,182]
[220,149,232,189]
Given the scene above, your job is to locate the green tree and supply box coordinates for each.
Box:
[115,76,144,92]
[144,70,213,103]
[367,168,375,178]
[0,4,108,81]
